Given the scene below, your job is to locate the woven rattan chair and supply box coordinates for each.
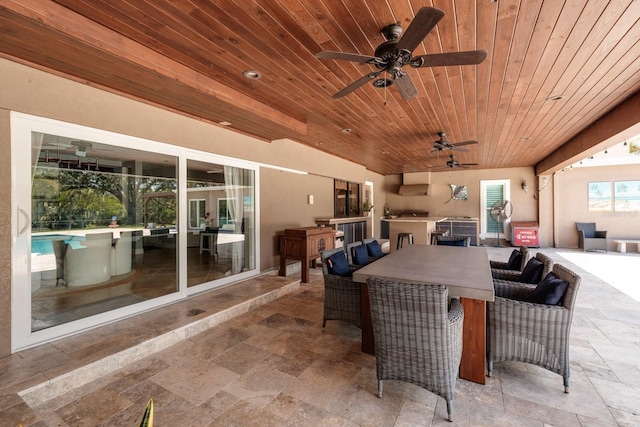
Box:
[492,252,553,283]
[489,246,530,272]
[487,264,582,393]
[575,222,607,252]
[320,248,361,331]
[366,277,464,422]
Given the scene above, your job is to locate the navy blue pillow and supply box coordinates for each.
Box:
[528,272,568,305]
[520,257,544,283]
[327,251,350,276]
[366,240,385,258]
[507,250,522,270]
[351,244,370,266]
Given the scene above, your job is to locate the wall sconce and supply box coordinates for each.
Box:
[521,180,529,193]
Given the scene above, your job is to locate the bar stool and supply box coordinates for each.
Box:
[430,229,449,245]
[397,232,414,250]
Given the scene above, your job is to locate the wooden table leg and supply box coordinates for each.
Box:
[361,283,374,354]
[459,297,486,384]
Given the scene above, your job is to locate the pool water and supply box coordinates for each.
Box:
[31,239,54,255]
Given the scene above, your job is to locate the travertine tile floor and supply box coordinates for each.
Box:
[1,247,639,426]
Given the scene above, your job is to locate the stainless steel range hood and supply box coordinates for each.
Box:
[398,184,430,196]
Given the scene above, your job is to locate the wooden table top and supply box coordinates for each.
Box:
[352,244,494,302]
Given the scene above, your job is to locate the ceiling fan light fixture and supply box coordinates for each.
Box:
[373,78,393,88]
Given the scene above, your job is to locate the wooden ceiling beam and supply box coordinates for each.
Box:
[536,90,640,175]
[0,0,307,136]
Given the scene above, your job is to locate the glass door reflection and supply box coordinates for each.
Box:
[186,160,255,288]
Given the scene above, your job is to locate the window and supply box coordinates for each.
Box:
[334,179,361,217]
[589,181,640,212]
[189,199,206,228]
[615,180,640,212]
[218,198,236,227]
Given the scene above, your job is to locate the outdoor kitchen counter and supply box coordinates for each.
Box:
[382,217,447,251]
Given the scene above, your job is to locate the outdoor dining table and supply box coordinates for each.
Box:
[352,244,495,384]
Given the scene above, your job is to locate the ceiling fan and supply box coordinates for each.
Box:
[316,7,487,100]
[445,155,478,169]
[431,132,478,154]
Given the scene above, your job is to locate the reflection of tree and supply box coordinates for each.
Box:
[589,183,602,196]
[33,167,176,229]
[616,183,628,194]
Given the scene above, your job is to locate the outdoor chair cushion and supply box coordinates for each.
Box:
[366,240,385,258]
[528,272,568,305]
[519,257,544,284]
[438,238,467,246]
[327,250,351,276]
[351,244,370,266]
[507,250,522,270]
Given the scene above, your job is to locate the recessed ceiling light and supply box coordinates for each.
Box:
[218,121,232,126]
[547,95,564,101]
[381,151,389,155]
[242,70,262,80]
[341,128,352,133]
[520,136,531,141]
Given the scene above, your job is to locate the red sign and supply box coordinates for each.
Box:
[513,228,539,246]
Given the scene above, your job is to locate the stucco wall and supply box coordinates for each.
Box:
[0,57,378,354]
[555,164,640,249]
[383,167,538,219]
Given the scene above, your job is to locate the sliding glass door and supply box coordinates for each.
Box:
[11,113,258,351]
[185,159,255,288]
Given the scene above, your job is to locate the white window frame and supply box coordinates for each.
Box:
[189,199,207,228]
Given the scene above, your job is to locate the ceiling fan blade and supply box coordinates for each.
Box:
[461,163,479,167]
[451,147,470,152]
[452,140,478,147]
[333,71,382,98]
[395,7,444,52]
[394,73,418,100]
[316,50,378,64]
[413,50,487,67]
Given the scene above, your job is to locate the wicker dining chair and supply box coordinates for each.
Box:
[492,252,553,283]
[489,245,530,272]
[366,277,464,422]
[320,248,361,330]
[487,263,582,393]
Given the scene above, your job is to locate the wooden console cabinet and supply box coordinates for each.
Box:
[279,226,335,283]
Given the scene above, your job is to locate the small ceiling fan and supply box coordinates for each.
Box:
[316,7,487,100]
[445,155,478,169]
[431,132,478,154]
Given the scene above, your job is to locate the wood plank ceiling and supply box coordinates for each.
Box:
[0,0,638,175]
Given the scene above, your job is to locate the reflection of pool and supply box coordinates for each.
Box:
[32,239,54,255]
[31,235,86,255]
